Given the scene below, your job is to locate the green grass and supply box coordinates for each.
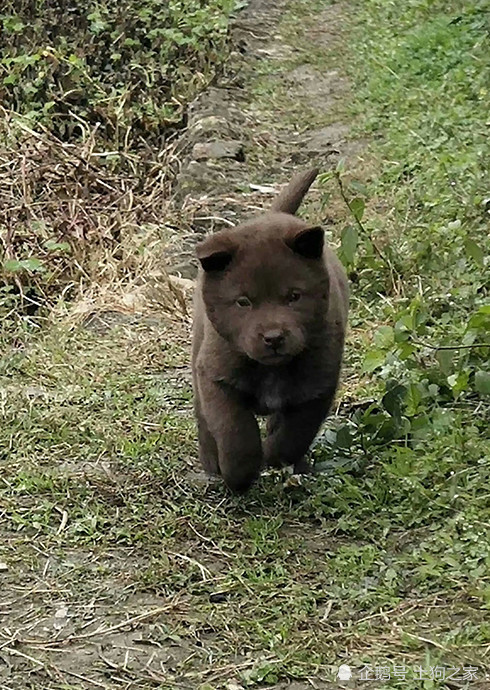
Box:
[1,322,488,687]
[0,0,489,688]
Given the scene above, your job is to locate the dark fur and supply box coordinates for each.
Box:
[192,169,349,492]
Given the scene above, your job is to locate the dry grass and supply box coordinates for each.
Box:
[0,105,190,321]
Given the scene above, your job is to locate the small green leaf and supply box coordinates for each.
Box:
[374,325,394,349]
[335,158,346,173]
[436,349,454,375]
[447,219,461,231]
[464,239,484,267]
[3,73,19,85]
[382,384,406,420]
[336,425,353,449]
[348,180,368,197]
[475,370,490,396]
[3,16,25,33]
[410,413,432,440]
[3,259,23,273]
[44,240,71,252]
[394,315,412,342]
[467,305,490,332]
[349,197,365,221]
[362,349,386,373]
[4,258,45,273]
[447,370,470,397]
[341,225,358,264]
[462,329,477,346]
[318,171,335,185]
[42,100,56,113]
[68,53,82,65]
[396,342,416,359]
[427,384,440,398]
[20,258,44,272]
[405,383,422,416]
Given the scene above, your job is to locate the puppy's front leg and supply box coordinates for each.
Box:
[198,377,262,492]
[194,393,219,476]
[264,394,335,473]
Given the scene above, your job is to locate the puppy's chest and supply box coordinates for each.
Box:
[227,358,330,414]
[254,372,288,414]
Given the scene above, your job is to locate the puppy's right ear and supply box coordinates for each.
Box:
[287,225,324,259]
[196,233,236,273]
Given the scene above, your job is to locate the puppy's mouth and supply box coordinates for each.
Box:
[254,351,294,366]
[244,334,305,365]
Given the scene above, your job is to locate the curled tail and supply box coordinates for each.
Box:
[270,167,319,215]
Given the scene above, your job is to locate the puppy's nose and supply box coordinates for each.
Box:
[262,330,285,349]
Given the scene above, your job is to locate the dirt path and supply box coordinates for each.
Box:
[164,0,359,282]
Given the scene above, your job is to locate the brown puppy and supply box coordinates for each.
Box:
[192,168,349,492]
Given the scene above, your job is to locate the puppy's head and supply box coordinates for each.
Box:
[197,214,329,365]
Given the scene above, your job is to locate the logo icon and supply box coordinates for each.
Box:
[337,664,352,681]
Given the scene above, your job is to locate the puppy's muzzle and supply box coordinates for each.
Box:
[262,329,285,350]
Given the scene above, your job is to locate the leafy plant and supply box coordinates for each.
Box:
[316,0,489,467]
[0,0,236,148]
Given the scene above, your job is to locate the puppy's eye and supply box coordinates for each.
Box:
[236,296,252,308]
[288,290,301,303]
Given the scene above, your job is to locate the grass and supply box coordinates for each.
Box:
[0,0,489,688]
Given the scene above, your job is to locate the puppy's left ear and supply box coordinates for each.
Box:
[196,232,237,273]
[287,226,324,259]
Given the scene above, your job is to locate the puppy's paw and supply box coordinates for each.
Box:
[264,453,284,469]
[221,464,261,494]
[293,457,313,474]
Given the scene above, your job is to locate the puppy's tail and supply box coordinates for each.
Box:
[270,167,319,215]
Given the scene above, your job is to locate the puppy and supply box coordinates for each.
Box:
[192,168,349,492]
